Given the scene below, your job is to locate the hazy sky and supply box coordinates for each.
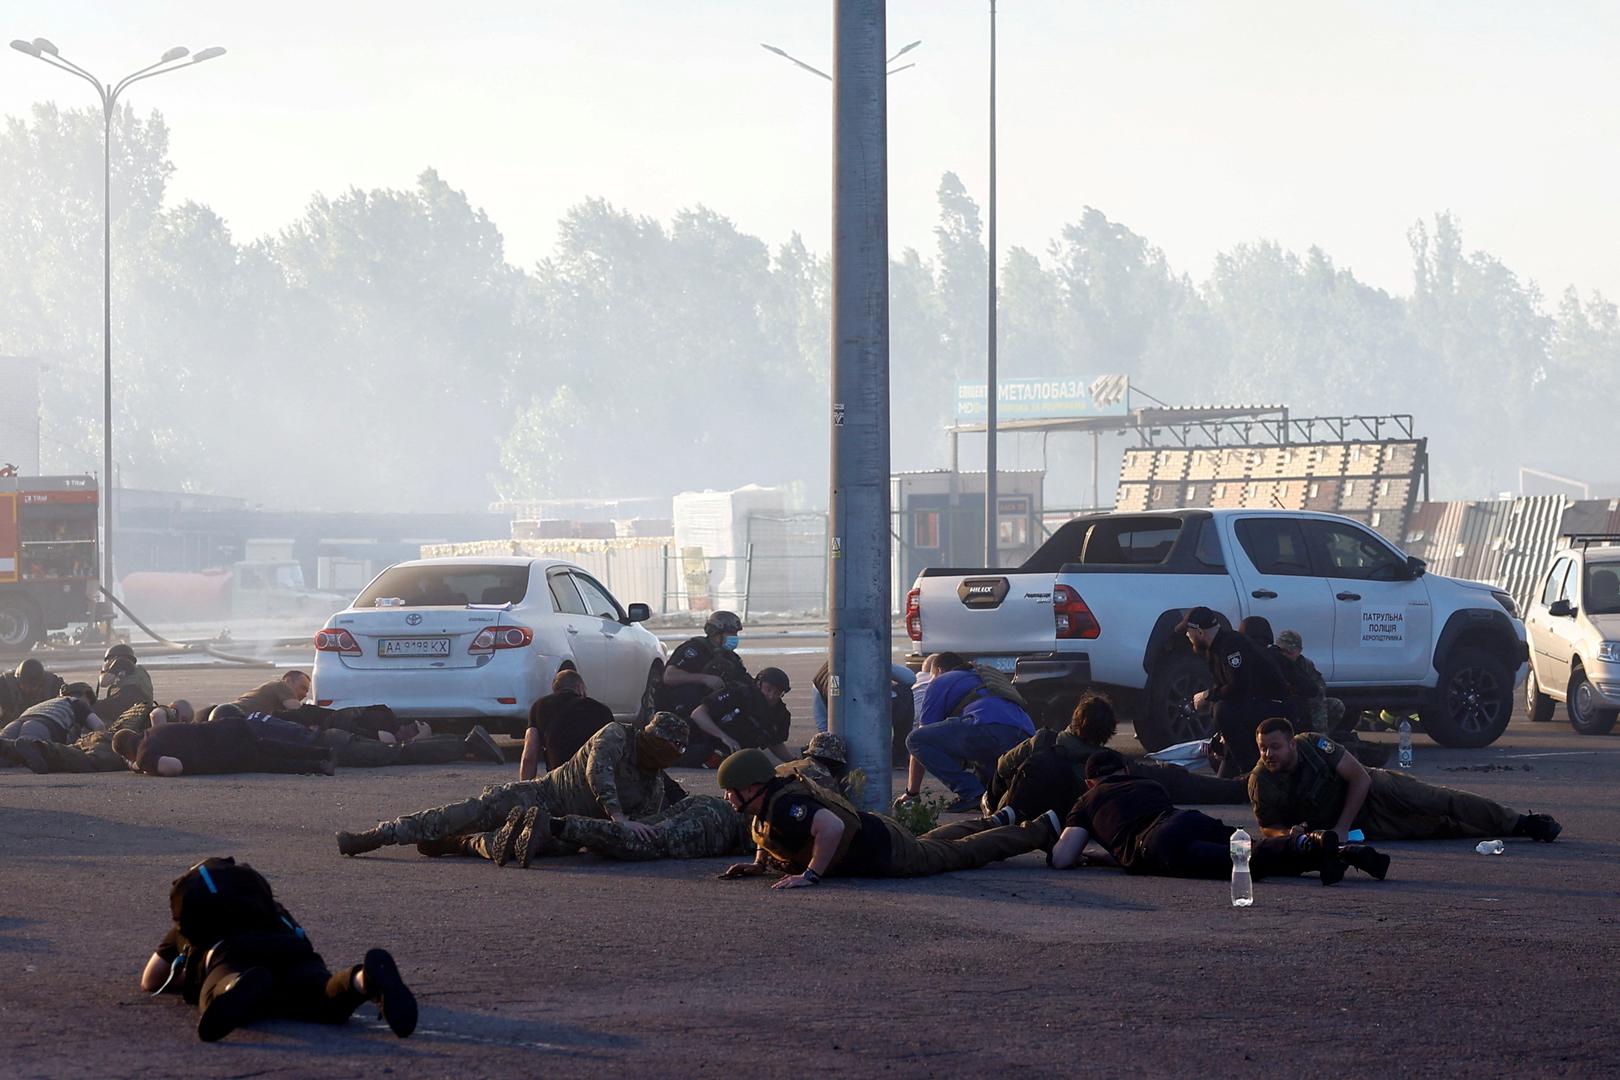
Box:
[4,1,1616,300]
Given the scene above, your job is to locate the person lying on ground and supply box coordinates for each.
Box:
[2,697,168,773]
[987,692,1248,820]
[113,712,334,777]
[0,658,65,722]
[1250,718,1562,842]
[1049,749,1389,884]
[0,682,98,745]
[230,670,311,716]
[140,856,415,1043]
[335,712,689,857]
[716,748,1058,888]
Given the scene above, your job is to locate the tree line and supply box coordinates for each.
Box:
[1,103,1613,512]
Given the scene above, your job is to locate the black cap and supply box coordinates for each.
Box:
[1177,606,1221,632]
[757,667,791,693]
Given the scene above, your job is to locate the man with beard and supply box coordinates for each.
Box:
[334,712,689,859]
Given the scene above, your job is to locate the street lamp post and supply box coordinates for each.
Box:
[8,37,225,629]
[984,0,998,568]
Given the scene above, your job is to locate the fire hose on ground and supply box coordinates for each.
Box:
[99,586,276,667]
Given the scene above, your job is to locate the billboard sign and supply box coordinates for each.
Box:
[955,374,1129,422]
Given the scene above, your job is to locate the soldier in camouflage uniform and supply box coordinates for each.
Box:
[775,732,864,798]
[429,793,751,866]
[1274,630,1347,735]
[335,712,688,857]
[3,696,160,773]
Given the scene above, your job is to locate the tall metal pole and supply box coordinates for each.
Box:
[827,0,892,809]
[983,0,998,567]
[101,94,113,605]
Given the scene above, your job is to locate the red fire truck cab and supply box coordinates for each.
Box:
[0,474,99,650]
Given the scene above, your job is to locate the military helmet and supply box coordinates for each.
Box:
[703,610,742,637]
[756,666,791,693]
[104,642,137,662]
[14,657,45,682]
[804,732,848,766]
[643,711,689,752]
[60,681,97,703]
[716,747,776,791]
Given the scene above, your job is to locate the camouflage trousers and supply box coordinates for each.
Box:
[386,780,557,845]
[456,795,751,863]
[559,795,750,860]
[2,736,124,773]
[1309,696,1348,734]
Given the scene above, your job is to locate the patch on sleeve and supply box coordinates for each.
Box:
[1317,737,1332,752]
[1228,653,1243,669]
[789,803,809,821]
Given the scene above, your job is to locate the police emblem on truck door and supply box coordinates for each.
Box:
[958,578,1011,609]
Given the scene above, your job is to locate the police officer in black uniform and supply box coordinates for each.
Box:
[657,610,749,716]
[1180,606,1293,777]
[682,667,793,765]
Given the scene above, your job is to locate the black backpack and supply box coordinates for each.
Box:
[169,857,290,948]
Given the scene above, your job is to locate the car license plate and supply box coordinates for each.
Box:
[379,637,451,658]
[981,655,1017,672]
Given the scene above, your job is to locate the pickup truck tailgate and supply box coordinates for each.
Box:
[916,572,1061,659]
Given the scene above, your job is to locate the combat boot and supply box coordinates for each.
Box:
[1339,843,1391,880]
[197,966,272,1042]
[464,725,506,765]
[336,822,397,856]
[0,737,18,766]
[415,836,466,858]
[1297,830,1344,886]
[489,806,526,866]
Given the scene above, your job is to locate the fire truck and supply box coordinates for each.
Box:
[0,474,99,650]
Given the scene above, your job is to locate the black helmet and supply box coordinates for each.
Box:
[703,611,742,637]
[757,667,791,693]
[14,658,45,682]
[104,643,137,663]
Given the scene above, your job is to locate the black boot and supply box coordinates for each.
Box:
[1298,830,1344,886]
[1514,813,1563,843]
[197,966,272,1042]
[1340,843,1391,880]
[362,949,417,1038]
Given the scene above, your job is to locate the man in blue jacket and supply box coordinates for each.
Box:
[898,653,1036,813]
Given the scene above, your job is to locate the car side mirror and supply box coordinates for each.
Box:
[1548,599,1574,618]
[625,602,651,624]
[1406,556,1426,579]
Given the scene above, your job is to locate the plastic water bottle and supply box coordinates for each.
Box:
[1230,828,1253,907]
[1397,719,1413,769]
[1475,839,1506,855]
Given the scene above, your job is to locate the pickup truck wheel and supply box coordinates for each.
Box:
[1566,669,1618,737]
[0,597,43,651]
[635,660,664,726]
[1420,646,1513,748]
[1525,668,1556,723]
[1139,652,1214,752]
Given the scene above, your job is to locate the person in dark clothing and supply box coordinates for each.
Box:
[682,667,793,766]
[0,683,97,744]
[521,668,616,778]
[1050,750,1390,884]
[0,658,66,722]
[113,714,335,777]
[716,749,1057,887]
[140,857,416,1042]
[656,610,749,716]
[1181,606,1294,777]
[988,693,1248,821]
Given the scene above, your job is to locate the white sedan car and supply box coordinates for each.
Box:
[311,557,665,734]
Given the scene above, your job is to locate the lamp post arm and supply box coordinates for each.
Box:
[22,50,107,104]
[112,59,198,101]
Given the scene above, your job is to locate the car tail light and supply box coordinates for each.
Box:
[905,588,922,641]
[1053,585,1100,639]
[314,628,361,655]
[470,624,533,655]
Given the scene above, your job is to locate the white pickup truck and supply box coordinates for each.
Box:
[904,509,1527,750]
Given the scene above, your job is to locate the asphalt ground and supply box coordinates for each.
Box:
[4,650,1619,1078]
